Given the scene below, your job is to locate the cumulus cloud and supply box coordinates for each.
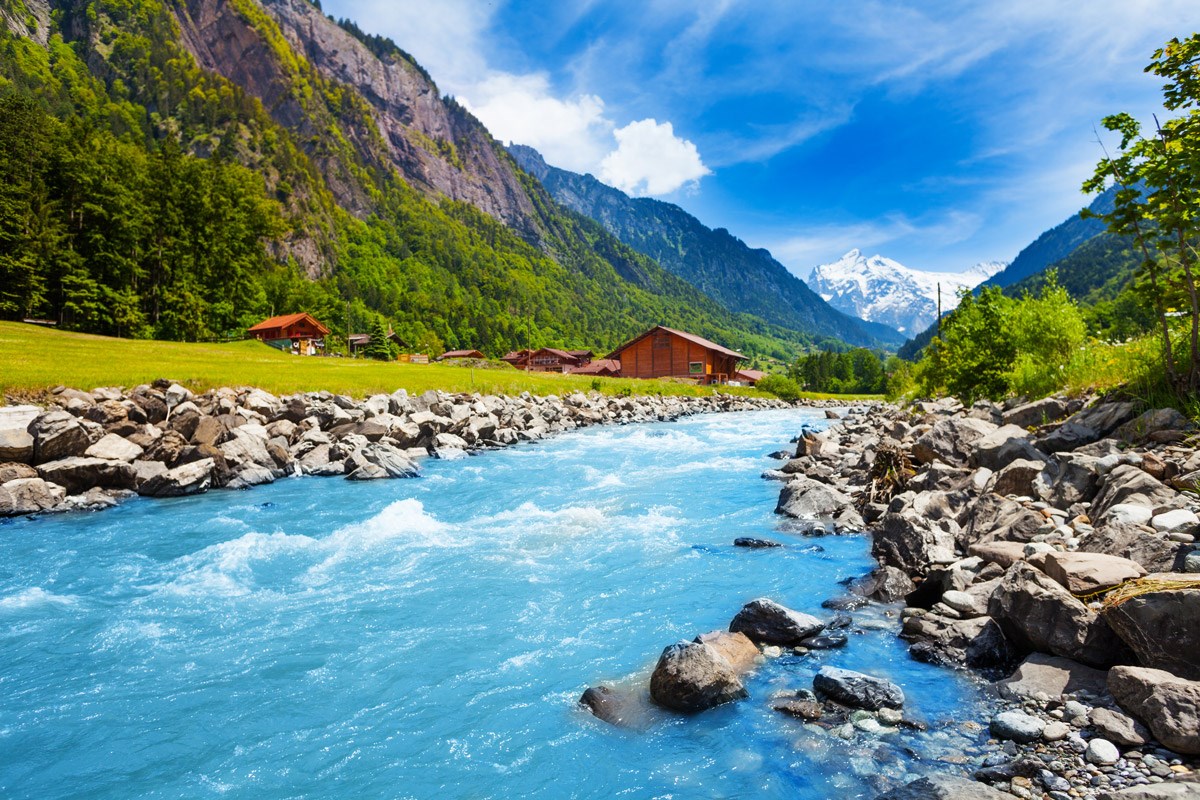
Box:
[461,74,611,174]
[598,120,712,196]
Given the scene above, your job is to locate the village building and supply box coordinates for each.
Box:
[607,325,745,384]
[569,359,621,377]
[348,329,408,357]
[439,349,485,360]
[501,348,586,373]
[247,313,330,356]
[733,368,766,386]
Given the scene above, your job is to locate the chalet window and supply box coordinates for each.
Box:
[689,362,704,374]
[653,332,671,349]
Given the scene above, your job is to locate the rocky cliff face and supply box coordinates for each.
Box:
[1,0,50,45]
[172,0,541,241]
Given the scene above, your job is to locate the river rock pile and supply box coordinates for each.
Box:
[0,381,788,517]
[771,395,1200,800]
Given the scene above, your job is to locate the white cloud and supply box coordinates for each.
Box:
[598,119,712,196]
[460,74,611,174]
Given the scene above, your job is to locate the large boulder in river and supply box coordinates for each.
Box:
[872,510,958,574]
[729,598,825,645]
[694,631,759,673]
[343,442,419,480]
[36,456,136,495]
[813,666,904,710]
[1042,551,1146,595]
[903,613,1016,672]
[648,641,748,713]
[912,417,997,466]
[1103,587,1200,680]
[774,474,862,532]
[1108,666,1200,755]
[987,561,1130,668]
[876,775,1015,800]
[0,477,66,515]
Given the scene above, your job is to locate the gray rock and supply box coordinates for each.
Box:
[1042,551,1147,594]
[1152,509,1199,535]
[733,537,782,549]
[988,561,1130,668]
[1093,465,1182,520]
[1109,665,1200,755]
[0,462,37,483]
[343,442,419,479]
[872,509,958,574]
[137,458,213,498]
[990,710,1046,743]
[1039,400,1139,453]
[1037,453,1103,507]
[913,417,998,465]
[1116,408,1192,443]
[1103,588,1200,680]
[1080,522,1186,573]
[1086,737,1120,765]
[903,614,1016,671]
[995,653,1109,700]
[0,404,39,462]
[648,641,748,713]
[693,631,759,673]
[876,775,1014,800]
[580,685,636,727]
[36,456,137,495]
[29,410,94,464]
[813,666,904,710]
[729,598,825,645]
[964,493,1046,545]
[0,477,66,515]
[1097,777,1200,799]
[775,474,862,531]
[970,425,1048,471]
[1090,706,1150,746]
[853,565,915,603]
[1003,397,1069,428]
[989,458,1046,496]
[84,433,143,462]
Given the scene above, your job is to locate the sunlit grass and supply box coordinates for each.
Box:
[0,322,789,401]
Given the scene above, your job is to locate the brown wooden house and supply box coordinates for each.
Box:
[569,359,621,377]
[501,348,585,373]
[439,349,485,360]
[607,326,745,384]
[247,313,330,356]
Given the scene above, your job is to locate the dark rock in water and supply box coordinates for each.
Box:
[853,565,916,603]
[648,641,748,713]
[734,537,782,549]
[729,598,825,645]
[813,666,904,710]
[974,756,1046,783]
[825,409,841,419]
[876,775,1012,799]
[768,450,791,460]
[827,612,853,629]
[822,595,869,611]
[800,632,847,649]
[772,699,823,720]
[580,685,632,727]
[693,631,759,674]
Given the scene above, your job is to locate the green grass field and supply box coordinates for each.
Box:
[0,322,790,401]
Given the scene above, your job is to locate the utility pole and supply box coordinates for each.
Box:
[937,283,942,337]
[346,301,351,357]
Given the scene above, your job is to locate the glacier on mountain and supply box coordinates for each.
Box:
[804,250,1006,336]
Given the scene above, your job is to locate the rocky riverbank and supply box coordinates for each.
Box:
[774,396,1200,799]
[0,381,792,518]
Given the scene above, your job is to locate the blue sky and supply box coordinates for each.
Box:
[321,0,1196,274]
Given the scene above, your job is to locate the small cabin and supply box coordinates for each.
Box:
[439,349,485,360]
[569,359,621,377]
[733,369,765,387]
[607,325,745,384]
[501,348,585,373]
[247,313,330,356]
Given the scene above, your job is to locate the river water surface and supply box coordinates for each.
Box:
[0,409,989,798]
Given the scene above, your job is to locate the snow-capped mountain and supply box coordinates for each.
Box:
[804,250,1007,336]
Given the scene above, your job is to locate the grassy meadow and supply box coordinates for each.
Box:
[0,322,792,401]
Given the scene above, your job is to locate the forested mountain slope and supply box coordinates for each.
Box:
[508,144,905,349]
[0,0,821,359]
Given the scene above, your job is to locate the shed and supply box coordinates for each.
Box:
[247,313,330,356]
[734,369,766,386]
[607,325,745,384]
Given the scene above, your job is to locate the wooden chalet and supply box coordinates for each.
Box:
[569,359,621,377]
[501,348,585,373]
[734,368,766,386]
[247,313,330,356]
[439,349,485,360]
[607,325,745,384]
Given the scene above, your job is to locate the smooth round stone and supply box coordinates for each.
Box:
[991,711,1046,743]
[1043,721,1071,742]
[1087,738,1121,766]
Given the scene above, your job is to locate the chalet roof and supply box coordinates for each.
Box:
[607,325,746,361]
[736,369,766,382]
[441,349,485,359]
[570,359,620,375]
[500,350,527,363]
[247,312,330,335]
[533,347,579,360]
[567,350,594,358]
